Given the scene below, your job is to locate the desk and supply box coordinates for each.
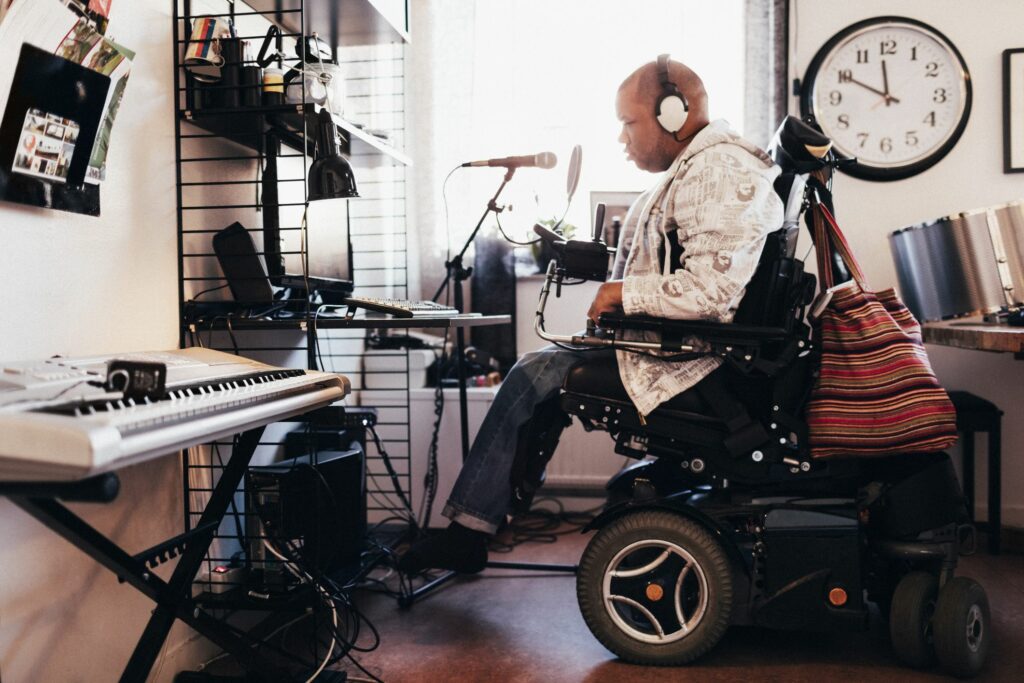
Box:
[923,318,1013,554]
[186,311,511,460]
[186,312,512,332]
[922,318,1024,358]
[187,312,511,461]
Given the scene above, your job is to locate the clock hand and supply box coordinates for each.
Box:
[846,75,891,99]
[880,59,898,106]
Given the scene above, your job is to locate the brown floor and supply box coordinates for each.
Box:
[348,529,1024,683]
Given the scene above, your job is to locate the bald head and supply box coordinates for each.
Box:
[615,57,710,172]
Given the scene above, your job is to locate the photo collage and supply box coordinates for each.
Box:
[12,108,80,183]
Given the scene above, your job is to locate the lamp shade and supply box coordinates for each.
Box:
[308,108,358,201]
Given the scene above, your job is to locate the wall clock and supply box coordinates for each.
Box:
[799,16,972,181]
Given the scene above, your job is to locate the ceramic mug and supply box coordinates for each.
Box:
[183,16,233,82]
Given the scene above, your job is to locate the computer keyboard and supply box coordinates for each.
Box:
[342,296,463,318]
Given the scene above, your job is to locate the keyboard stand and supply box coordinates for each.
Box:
[1,427,291,683]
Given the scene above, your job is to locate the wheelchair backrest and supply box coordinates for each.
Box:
[733,117,832,329]
[733,228,811,329]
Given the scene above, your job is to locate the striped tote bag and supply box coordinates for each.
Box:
[806,202,958,459]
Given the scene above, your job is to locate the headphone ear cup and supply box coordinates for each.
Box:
[656,94,688,134]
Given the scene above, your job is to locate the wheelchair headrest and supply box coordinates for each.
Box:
[768,116,833,174]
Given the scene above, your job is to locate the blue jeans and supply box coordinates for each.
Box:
[442,345,615,534]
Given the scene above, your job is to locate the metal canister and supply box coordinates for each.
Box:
[889,201,1024,321]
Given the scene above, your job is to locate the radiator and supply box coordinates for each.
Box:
[545,421,628,490]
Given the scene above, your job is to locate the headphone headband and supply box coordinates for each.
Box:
[657,53,673,90]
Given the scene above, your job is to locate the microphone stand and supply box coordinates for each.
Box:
[431,166,515,463]
[403,165,578,608]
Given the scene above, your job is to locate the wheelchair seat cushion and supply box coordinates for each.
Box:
[563,356,712,419]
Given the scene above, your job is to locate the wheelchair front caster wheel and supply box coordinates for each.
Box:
[889,571,938,668]
[932,577,990,678]
[576,510,733,665]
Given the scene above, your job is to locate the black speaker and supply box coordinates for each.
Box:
[212,221,275,304]
[247,445,366,575]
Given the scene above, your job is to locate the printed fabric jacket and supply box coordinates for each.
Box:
[612,119,784,416]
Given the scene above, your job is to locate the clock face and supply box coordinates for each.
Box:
[800,17,972,181]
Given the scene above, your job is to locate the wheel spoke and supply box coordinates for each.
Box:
[674,562,692,631]
[610,549,671,578]
[608,595,665,638]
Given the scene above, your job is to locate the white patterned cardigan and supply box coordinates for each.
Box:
[611,120,784,416]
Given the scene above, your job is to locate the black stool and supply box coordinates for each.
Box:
[948,391,1004,554]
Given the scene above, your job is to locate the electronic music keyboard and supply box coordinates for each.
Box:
[0,348,349,481]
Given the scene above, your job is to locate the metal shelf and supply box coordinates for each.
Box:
[182,103,410,166]
[244,0,409,46]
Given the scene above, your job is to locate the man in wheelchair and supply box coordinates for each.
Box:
[400,56,990,677]
[400,55,782,570]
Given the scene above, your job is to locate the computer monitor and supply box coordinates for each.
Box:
[262,143,353,299]
[305,199,353,287]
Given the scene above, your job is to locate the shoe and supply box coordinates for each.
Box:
[397,522,488,574]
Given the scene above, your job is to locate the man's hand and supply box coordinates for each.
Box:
[587,281,624,324]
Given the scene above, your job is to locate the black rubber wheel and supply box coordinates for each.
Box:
[576,510,734,665]
[889,571,938,668]
[932,577,990,678]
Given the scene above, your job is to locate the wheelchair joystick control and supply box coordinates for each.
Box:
[593,202,606,243]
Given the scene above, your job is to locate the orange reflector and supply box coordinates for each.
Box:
[828,587,848,607]
[646,584,664,602]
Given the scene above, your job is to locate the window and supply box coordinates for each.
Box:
[411,0,746,253]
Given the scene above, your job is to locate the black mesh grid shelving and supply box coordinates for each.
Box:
[172,0,412,606]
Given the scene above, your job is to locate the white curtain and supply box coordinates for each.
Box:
[744,0,790,148]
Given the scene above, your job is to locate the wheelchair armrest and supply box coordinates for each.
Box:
[597,314,791,347]
[596,314,806,376]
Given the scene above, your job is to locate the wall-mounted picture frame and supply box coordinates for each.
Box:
[589,190,640,253]
[0,44,109,215]
[1002,48,1024,173]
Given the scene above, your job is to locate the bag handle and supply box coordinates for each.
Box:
[810,194,866,290]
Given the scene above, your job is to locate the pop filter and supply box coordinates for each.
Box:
[566,144,582,202]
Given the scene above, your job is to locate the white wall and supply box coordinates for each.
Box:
[790,0,1024,527]
[0,2,211,681]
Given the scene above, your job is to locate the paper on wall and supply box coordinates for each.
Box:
[0,0,131,184]
[83,36,133,183]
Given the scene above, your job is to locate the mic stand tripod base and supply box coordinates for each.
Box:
[399,560,579,609]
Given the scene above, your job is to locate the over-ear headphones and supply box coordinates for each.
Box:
[655,53,689,139]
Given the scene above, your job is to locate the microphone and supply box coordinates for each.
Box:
[462,151,557,169]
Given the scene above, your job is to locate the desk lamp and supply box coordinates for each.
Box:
[308,108,358,200]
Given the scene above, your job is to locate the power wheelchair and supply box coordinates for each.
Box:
[520,117,990,677]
